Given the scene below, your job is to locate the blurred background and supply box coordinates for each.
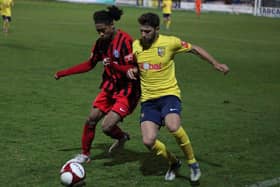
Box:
[57,0,280,17]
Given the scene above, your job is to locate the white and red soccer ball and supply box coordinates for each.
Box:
[60,162,86,186]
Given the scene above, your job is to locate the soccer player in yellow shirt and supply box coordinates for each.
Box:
[161,0,172,30]
[1,0,14,33]
[127,12,229,182]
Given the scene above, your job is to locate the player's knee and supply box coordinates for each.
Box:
[142,137,155,149]
[101,123,111,134]
[167,125,180,133]
[86,117,98,126]
[101,126,109,134]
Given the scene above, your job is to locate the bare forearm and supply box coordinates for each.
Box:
[190,44,230,74]
[191,45,219,65]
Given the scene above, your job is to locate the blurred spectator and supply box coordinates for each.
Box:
[1,0,14,33]
[161,0,172,30]
[225,0,232,4]
[232,0,240,4]
[174,0,181,8]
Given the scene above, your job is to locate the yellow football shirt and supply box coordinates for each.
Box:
[1,0,13,17]
[0,0,3,13]
[133,34,192,102]
[162,0,172,14]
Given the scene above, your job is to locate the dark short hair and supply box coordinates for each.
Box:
[93,5,123,25]
[138,12,160,28]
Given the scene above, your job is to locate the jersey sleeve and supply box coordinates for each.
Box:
[171,36,192,54]
[55,44,99,78]
[55,60,94,78]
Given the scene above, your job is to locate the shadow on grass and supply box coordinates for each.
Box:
[0,42,35,51]
[57,147,81,152]
[93,143,167,176]
[57,144,219,185]
[196,156,223,168]
[58,143,167,176]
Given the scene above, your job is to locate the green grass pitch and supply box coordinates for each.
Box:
[0,0,279,186]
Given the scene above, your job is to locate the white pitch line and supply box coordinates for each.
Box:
[246,177,280,187]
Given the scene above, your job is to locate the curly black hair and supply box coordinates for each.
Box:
[93,5,123,25]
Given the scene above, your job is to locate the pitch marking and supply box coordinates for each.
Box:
[246,177,280,187]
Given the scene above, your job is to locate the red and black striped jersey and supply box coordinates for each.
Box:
[55,29,140,97]
[90,29,140,95]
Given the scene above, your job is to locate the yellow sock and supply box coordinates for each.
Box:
[172,126,197,164]
[163,20,167,29]
[166,20,171,29]
[152,139,177,164]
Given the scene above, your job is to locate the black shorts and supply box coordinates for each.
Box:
[140,95,181,126]
[2,15,12,22]
[163,14,171,18]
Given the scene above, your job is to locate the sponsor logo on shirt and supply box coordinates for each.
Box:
[140,62,162,70]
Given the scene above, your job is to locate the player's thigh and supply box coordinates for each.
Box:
[93,91,112,114]
[141,121,159,147]
[112,91,139,118]
[161,96,181,132]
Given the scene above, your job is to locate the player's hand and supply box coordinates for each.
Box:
[214,63,229,75]
[54,73,60,80]
[127,68,138,80]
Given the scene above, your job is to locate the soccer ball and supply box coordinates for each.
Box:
[60,162,86,187]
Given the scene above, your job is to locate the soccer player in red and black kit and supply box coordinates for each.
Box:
[54,6,140,163]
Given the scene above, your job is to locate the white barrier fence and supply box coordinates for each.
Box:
[254,0,280,17]
[57,0,115,3]
[57,0,280,18]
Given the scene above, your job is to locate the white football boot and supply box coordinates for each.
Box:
[165,159,182,181]
[67,154,90,164]
[189,162,201,182]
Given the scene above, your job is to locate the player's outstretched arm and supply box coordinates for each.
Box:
[190,45,229,75]
[54,60,94,80]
